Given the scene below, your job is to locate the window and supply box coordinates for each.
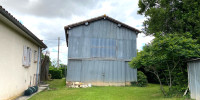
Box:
[22,45,32,67]
[34,50,37,63]
[91,38,116,58]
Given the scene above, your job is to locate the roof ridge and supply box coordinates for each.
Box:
[64,15,141,33]
[64,15,105,29]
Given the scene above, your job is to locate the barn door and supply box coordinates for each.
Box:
[96,61,106,85]
[80,60,105,85]
[102,61,107,83]
[91,61,106,85]
[102,61,125,85]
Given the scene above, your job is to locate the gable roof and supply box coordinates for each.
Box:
[64,15,141,33]
[0,6,47,48]
[64,15,141,47]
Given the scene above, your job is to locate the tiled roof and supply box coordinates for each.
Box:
[0,5,47,48]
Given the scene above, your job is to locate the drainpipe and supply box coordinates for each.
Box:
[36,47,41,86]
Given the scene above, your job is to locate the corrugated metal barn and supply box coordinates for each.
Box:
[64,15,140,86]
[188,58,200,100]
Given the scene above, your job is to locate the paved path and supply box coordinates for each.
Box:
[16,84,49,100]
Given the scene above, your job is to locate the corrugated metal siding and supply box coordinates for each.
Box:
[67,60,137,83]
[68,19,137,59]
[188,60,200,100]
[67,19,137,85]
[67,60,82,81]
[125,62,137,82]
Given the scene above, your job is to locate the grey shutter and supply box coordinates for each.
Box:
[26,47,29,66]
[22,45,27,66]
[28,48,32,66]
[34,50,37,63]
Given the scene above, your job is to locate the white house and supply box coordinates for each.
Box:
[0,6,47,100]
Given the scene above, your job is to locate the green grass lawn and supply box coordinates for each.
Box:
[29,79,183,100]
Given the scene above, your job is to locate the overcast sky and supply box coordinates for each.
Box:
[0,0,154,65]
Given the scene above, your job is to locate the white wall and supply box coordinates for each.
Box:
[0,20,39,100]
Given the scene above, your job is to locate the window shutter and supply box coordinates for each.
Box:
[23,46,32,67]
[22,45,27,66]
[28,48,32,66]
[34,50,37,63]
[26,47,29,66]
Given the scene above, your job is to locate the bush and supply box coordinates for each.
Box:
[49,67,62,79]
[59,67,66,78]
[131,71,148,87]
[138,67,158,84]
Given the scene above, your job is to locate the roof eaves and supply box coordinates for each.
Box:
[0,6,47,48]
[106,16,141,33]
[64,15,141,33]
[64,15,105,30]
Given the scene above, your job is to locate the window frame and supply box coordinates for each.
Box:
[34,50,38,63]
[22,45,32,67]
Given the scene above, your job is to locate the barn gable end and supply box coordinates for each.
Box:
[65,15,139,86]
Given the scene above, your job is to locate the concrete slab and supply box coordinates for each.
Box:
[15,84,49,100]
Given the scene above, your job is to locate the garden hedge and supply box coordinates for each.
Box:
[49,67,62,79]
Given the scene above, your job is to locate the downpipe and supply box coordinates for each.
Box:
[36,47,41,85]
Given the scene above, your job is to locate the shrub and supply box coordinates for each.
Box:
[49,67,62,79]
[131,71,148,87]
[59,67,66,78]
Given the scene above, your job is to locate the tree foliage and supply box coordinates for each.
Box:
[138,0,200,42]
[49,67,63,79]
[135,0,200,97]
[59,64,67,77]
[129,34,200,96]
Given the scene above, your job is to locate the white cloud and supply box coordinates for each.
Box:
[0,0,102,18]
[137,33,154,51]
[1,0,153,64]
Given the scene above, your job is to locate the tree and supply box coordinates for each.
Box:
[51,59,57,67]
[129,33,200,96]
[59,64,67,77]
[138,0,200,42]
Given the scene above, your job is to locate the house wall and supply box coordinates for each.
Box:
[0,20,39,100]
[67,19,137,85]
[188,60,200,100]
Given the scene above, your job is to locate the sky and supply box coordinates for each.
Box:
[0,0,154,65]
